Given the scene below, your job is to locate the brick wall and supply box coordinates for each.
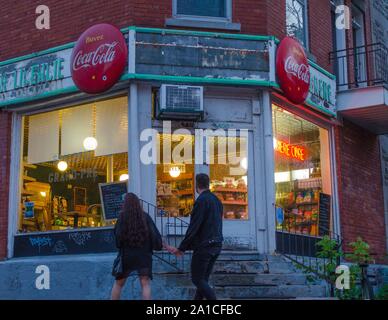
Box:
[308,0,334,72]
[335,119,387,263]
[0,0,334,73]
[0,111,11,260]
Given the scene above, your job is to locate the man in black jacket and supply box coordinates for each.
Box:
[174,173,223,300]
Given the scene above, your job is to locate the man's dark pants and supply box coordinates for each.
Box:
[191,244,222,300]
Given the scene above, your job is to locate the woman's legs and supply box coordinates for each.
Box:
[139,276,151,300]
[111,277,127,300]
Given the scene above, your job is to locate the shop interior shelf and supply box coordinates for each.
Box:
[176,189,193,195]
[23,175,37,182]
[213,187,247,193]
[222,200,248,205]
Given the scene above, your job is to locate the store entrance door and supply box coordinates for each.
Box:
[204,130,256,249]
[155,130,256,250]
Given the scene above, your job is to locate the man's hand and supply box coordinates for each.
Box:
[174,249,184,257]
[163,243,184,256]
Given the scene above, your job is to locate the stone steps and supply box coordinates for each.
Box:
[165,273,309,286]
[182,284,327,299]
[0,252,328,300]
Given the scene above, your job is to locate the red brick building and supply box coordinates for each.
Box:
[0,0,386,264]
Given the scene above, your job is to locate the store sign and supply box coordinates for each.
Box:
[71,23,128,94]
[274,139,306,161]
[0,47,74,106]
[307,64,337,116]
[276,37,310,105]
[134,30,271,83]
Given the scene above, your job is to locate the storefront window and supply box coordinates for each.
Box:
[273,105,332,236]
[209,135,248,220]
[155,131,248,220]
[19,96,128,233]
[156,133,195,217]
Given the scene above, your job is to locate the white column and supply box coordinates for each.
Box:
[252,96,266,253]
[128,83,141,196]
[8,113,22,258]
[262,91,276,254]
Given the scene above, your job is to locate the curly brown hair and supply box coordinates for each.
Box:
[116,193,148,247]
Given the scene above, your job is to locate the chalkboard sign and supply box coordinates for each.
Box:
[99,182,128,221]
[318,193,331,236]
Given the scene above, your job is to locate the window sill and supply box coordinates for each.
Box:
[165,18,241,31]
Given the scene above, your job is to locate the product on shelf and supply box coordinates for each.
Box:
[225,193,235,201]
[237,178,247,189]
[225,211,235,219]
[224,177,235,188]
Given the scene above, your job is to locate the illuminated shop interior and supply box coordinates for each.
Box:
[156,133,248,220]
[273,104,332,236]
[20,97,128,233]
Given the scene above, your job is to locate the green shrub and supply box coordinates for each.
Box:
[375,284,388,300]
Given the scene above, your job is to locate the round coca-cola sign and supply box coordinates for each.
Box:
[70,23,127,94]
[276,37,310,104]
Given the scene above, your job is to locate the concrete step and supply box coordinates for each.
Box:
[213,260,297,274]
[165,273,309,287]
[183,284,327,299]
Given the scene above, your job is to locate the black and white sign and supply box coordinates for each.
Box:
[99,181,128,221]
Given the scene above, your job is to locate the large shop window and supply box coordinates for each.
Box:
[157,133,195,217]
[156,131,248,220]
[273,105,332,236]
[19,97,128,233]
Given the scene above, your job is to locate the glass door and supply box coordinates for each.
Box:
[205,130,256,249]
[154,128,256,249]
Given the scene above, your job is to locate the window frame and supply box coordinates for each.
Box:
[286,0,310,51]
[172,0,232,23]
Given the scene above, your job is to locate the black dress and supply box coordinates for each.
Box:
[114,213,162,280]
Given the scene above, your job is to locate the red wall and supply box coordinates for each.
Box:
[335,119,387,263]
[0,0,334,73]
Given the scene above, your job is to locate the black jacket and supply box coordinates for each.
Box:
[179,190,223,252]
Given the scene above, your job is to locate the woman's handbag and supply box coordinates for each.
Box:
[112,249,124,277]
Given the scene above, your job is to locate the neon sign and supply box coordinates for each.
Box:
[274,139,306,161]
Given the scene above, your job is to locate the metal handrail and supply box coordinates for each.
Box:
[275,209,343,296]
[140,199,190,273]
[329,42,388,89]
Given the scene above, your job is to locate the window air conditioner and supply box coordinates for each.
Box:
[156,84,204,120]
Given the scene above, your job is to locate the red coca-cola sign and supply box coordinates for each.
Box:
[276,37,310,104]
[70,23,128,94]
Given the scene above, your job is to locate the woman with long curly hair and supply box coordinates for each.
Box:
[110,193,167,300]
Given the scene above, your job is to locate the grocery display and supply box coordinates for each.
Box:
[156,172,195,217]
[211,177,248,220]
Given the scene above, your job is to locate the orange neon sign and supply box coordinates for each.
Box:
[275,140,306,161]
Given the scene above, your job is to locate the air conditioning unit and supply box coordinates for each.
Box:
[156,84,204,120]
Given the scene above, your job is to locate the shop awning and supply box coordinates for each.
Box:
[337,85,388,134]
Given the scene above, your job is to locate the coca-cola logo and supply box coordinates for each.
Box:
[284,56,310,84]
[70,24,127,94]
[72,42,118,71]
[276,37,310,105]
